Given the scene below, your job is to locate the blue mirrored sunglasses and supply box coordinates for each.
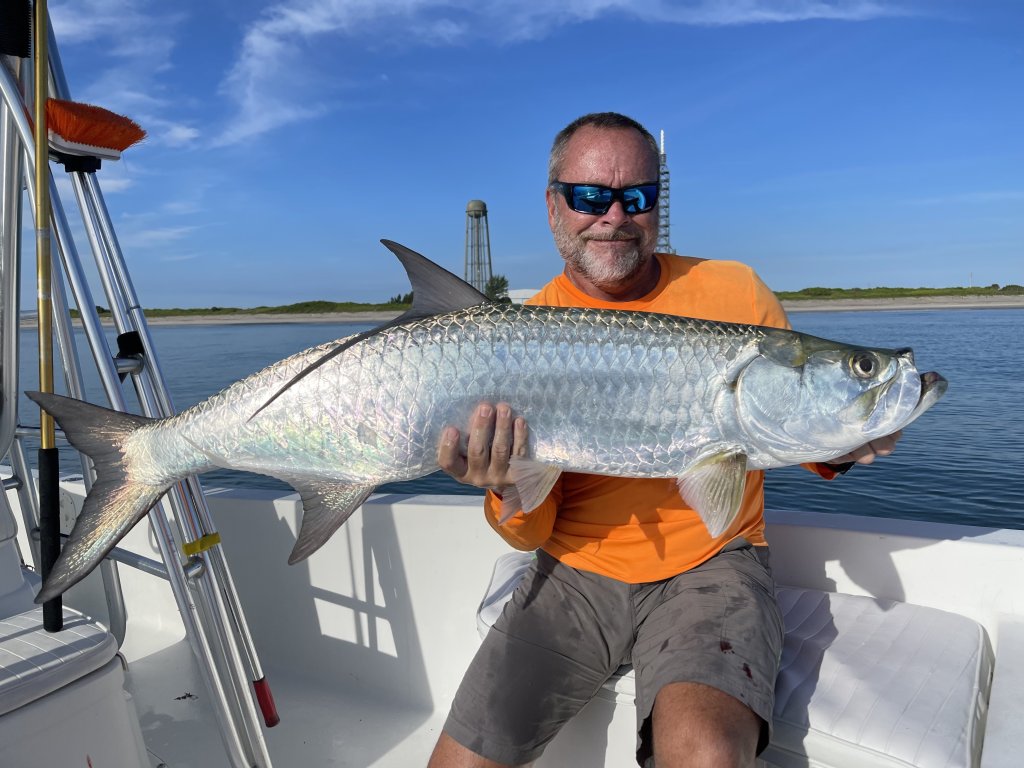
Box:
[550,181,659,215]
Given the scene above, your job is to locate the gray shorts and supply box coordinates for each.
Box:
[443,540,783,766]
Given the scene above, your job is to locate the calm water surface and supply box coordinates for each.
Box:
[768,310,1023,529]
[13,309,1024,530]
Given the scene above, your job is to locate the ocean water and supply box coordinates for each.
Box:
[11,308,1024,530]
[764,309,1023,530]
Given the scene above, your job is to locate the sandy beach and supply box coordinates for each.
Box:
[19,294,1024,328]
[781,293,1024,313]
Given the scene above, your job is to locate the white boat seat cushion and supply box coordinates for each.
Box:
[0,606,118,717]
[477,552,993,768]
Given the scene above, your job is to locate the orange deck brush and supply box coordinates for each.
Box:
[46,99,146,160]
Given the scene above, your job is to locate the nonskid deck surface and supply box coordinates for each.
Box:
[12,490,1024,768]
[124,631,446,767]
[109,491,505,768]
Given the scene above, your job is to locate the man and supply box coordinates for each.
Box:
[429,112,899,768]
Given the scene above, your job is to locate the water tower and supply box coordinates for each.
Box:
[465,199,492,292]
[657,130,675,254]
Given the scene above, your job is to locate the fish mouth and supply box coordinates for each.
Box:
[903,371,948,427]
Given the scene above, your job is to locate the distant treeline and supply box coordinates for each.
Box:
[775,284,1024,300]
[76,299,409,319]
[71,283,1021,318]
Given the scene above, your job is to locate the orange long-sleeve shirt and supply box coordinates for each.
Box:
[483,253,838,583]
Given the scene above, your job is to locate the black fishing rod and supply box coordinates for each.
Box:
[33,0,62,631]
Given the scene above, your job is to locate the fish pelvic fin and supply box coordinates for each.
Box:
[26,392,169,604]
[250,240,488,420]
[287,480,376,564]
[676,449,748,538]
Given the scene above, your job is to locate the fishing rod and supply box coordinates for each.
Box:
[33,0,62,632]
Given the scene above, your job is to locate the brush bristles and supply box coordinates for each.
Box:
[47,99,146,152]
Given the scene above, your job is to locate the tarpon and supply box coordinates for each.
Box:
[28,240,946,603]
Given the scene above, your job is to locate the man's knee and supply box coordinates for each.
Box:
[651,682,761,768]
[428,731,533,768]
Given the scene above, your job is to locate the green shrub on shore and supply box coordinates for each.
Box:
[775,284,1022,300]
[62,285,1019,319]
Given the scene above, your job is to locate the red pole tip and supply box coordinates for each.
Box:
[253,677,280,728]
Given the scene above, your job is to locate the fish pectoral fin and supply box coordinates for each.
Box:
[676,450,748,538]
[497,486,523,524]
[500,457,562,522]
[287,480,376,564]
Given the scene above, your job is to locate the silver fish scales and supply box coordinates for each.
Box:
[28,241,947,602]
[170,305,745,481]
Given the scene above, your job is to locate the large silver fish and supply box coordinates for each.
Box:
[29,241,946,602]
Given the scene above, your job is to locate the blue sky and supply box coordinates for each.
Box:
[36,0,1024,308]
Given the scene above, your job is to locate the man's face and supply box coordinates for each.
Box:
[547,126,660,291]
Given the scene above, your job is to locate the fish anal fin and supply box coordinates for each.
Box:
[499,457,561,523]
[676,449,748,538]
[287,480,375,564]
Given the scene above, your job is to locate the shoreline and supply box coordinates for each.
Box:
[19,294,1024,328]
[781,294,1024,313]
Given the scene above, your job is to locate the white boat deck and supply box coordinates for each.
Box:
[125,633,446,767]
[6,485,1024,767]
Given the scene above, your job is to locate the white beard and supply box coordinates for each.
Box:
[552,207,653,287]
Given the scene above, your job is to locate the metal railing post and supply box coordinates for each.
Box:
[0,42,274,767]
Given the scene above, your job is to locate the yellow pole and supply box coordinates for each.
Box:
[34,0,62,630]
[34,2,53,428]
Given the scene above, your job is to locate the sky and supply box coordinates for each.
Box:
[25,0,1024,308]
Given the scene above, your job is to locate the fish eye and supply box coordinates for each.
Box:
[849,351,879,379]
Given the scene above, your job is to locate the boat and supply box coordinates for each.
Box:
[2,18,1022,768]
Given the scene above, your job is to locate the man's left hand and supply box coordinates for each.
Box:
[827,430,903,466]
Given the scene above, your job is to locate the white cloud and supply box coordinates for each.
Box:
[148,121,201,148]
[157,252,200,262]
[214,0,422,146]
[95,176,135,193]
[904,190,1024,206]
[119,225,197,249]
[51,1,912,149]
[51,1,181,69]
[216,0,908,145]
[50,1,188,148]
[50,0,145,45]
[449,0,911,41]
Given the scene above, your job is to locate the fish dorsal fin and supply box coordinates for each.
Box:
[250,240,487,419]
[676,449,748,538]
[381,239,488,318]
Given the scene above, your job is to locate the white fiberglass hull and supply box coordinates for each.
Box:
[6,483,1024,768]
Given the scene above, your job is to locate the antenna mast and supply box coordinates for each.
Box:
[657,130,675,254]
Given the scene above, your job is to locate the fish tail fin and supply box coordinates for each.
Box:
[26,392,170,603]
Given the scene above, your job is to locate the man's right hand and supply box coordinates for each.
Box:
[437,402,528,492]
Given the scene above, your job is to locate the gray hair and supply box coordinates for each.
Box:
[548,112,659,184]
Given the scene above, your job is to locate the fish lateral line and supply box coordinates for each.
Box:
[248,239,489,421]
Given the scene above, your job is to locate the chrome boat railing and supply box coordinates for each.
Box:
[0,24,277,768]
